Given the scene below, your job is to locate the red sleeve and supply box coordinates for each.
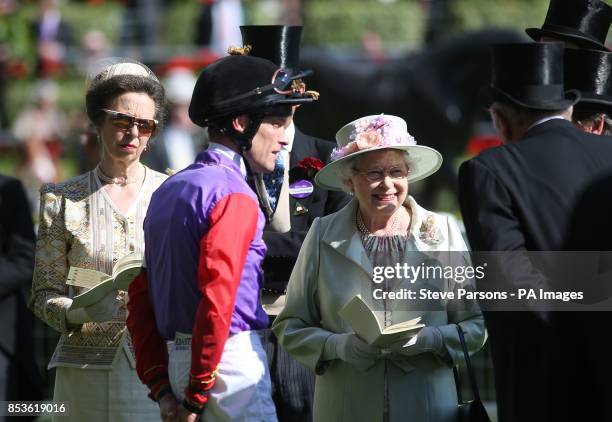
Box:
[183,193,259,409]
[126,270,170,402]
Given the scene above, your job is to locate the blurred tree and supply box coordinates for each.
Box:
[454,0,550,33]
[0,0,34,128]
[421,0,462,46]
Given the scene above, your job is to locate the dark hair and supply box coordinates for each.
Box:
[85,74,167,131]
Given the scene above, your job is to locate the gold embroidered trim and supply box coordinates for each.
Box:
[144,364,168,376]
[227,44,252,56]
[190,367,219,384]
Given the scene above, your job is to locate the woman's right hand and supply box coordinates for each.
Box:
[324,333,382,371]
[66,291,122,326]
[386,326,444,357]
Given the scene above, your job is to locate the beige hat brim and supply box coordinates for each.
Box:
[315,145,443,191]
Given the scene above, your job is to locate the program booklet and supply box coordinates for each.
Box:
[67,254,142,309]
[338,294,424,348]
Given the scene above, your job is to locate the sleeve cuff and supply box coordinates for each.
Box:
[56,297,76,334]
[146,370,171,402]
[153,386,172,402]
[182,397,206,415]
[430,327,452,364]
[183,384,209,409]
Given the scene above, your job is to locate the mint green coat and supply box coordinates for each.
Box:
[272,197,487,422]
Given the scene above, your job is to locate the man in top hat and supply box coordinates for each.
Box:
[126,53,314,421]
[458,42,612,422]
[526,0,612,50]
[565,47,612,135]
[240,25,348,422]
[561,46,612,422]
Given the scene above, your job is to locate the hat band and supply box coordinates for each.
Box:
[494,83,566,102]
[541,23,604,44]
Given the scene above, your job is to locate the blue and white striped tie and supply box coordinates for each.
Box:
[262,152,285,212]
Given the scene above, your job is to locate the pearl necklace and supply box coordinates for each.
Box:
[95,164,144,186]
[356,208,402,237]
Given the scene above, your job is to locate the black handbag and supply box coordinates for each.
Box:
[454,325,491,422]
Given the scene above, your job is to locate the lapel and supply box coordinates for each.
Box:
[321,199,373,277]
[288,129,319,219]
[320,196,448,277]
[405,195,447,252]
[289,128,313,168]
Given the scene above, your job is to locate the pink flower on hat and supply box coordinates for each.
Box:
[355,132,381,149]
[331,114,416,161]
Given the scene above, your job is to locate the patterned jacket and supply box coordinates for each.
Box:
[29,168,167,369]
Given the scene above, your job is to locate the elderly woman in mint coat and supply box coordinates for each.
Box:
[273,114,486,422]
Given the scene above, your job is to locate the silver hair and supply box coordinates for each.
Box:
[490,101,571,129]
[337,149,411,193]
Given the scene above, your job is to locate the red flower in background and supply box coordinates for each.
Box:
[466,135,503,156]
[297,157,324,171]
[290,157,325,182]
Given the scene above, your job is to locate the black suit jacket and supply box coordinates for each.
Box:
[458,119,612,422]
[559,170,612,421]
[0,175,42,408]
[0,175,35,297]
[262,128,349,292]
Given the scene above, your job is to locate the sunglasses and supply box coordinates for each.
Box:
[102,109,158,135]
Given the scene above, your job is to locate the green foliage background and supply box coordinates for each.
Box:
[0,0,586,142]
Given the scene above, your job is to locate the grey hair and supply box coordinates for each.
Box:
[337,149,411,193]
[490,101,571,129]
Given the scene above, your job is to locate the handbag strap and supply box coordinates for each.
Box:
[455,324,482,402]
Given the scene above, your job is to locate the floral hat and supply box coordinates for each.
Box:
[315,114,443,191]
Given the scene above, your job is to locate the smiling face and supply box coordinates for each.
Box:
[97,92,156,165]
[245,115,290,173]
[346,149,409,221]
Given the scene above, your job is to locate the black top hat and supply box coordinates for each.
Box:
[565,48,612,110]
[189,54,313,127]
[526,0,612,51]
[240,25,303,73]
[480,42,581,110]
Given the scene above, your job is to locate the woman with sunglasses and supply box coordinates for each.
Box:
[29,59,167,421]
[273,115,487,421]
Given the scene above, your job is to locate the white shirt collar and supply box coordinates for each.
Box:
[527,115,567,132]
[207,142,247,178]
[284,121,295,153]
